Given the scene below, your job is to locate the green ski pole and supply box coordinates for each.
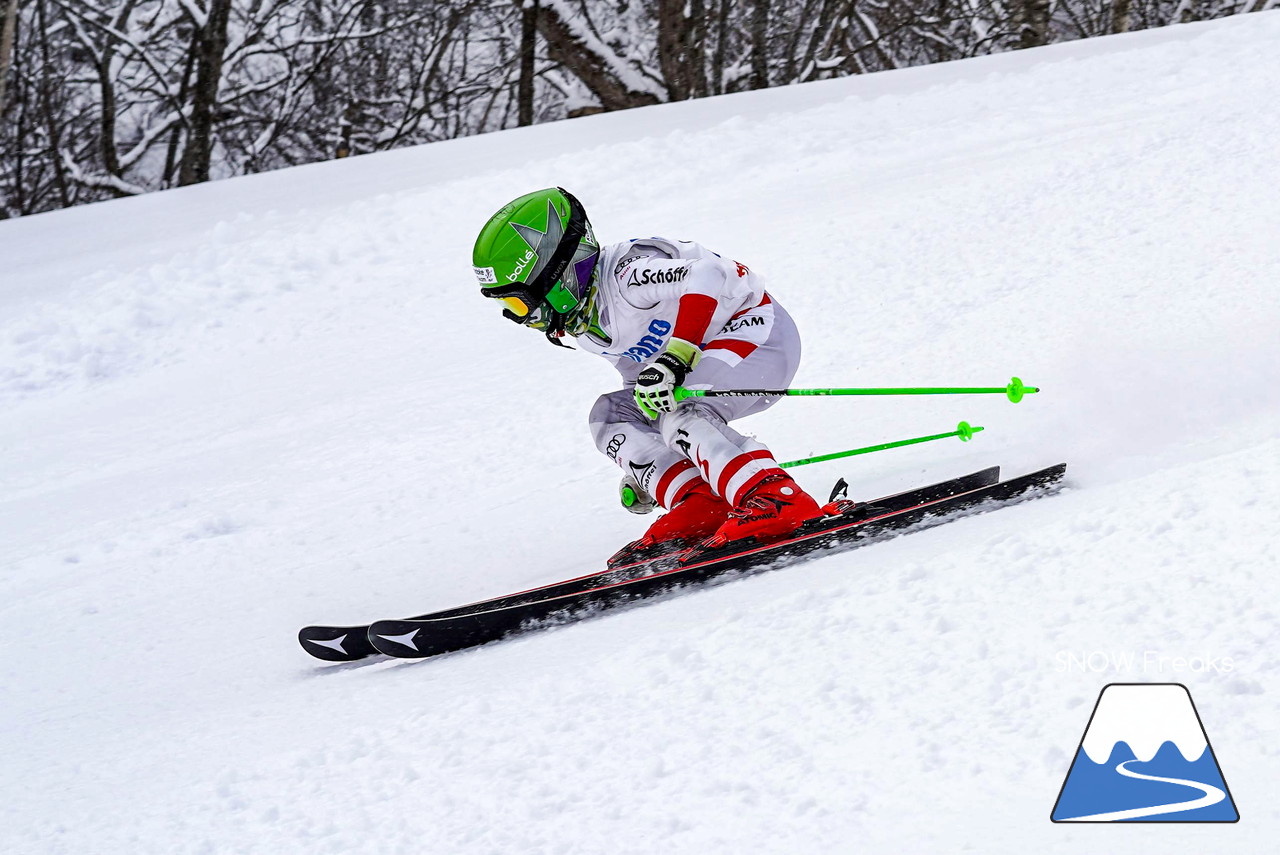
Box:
[675,376,1039,404]
[779,421,984,468]
[619,421,985,509]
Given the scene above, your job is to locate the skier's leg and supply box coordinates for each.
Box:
[658,401,823,544]
[589,389,702,511]
[657,301,823,543]
[591,390,733,559]
[655,299,803,505]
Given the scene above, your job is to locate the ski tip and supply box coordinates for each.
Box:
[367,620,435,659]
[298,626,379,662]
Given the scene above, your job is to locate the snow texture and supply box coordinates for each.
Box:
[2,12,1279,853]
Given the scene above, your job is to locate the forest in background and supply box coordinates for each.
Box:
[0,0,1272,218]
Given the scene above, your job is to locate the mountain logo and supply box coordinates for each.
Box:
[1051,683,1239,822]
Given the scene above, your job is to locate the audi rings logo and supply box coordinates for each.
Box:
[607,434,626,460]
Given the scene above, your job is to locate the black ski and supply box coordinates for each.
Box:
[365,464,1064,661]
[298,465,1000,662]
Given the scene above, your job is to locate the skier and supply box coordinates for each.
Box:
[472,187,825,561]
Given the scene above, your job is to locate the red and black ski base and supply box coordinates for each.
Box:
[298,465,1004,662]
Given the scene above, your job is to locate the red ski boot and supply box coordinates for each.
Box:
[708,473,824,547]
[609,480,731,567]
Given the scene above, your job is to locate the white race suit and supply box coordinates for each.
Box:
[580,237,802,509]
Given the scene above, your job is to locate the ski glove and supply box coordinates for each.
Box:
[619,473,659,515]
[634,338,702,419]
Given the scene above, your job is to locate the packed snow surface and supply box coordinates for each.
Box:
[3,13,1279,853]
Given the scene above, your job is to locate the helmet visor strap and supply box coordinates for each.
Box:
[524,187,587,310]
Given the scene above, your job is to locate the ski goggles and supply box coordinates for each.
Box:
[485,278,581,326]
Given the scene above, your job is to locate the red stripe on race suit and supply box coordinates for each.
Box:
[672,293,719,348]
[730,466,785,508]
[716,449,774,501]
[703,338,758,359]
[655,458,697,508]
[728,292,771,320]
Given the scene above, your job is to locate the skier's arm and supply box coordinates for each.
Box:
[631,290,717,418]
[634,338,701,418]
[624,255,762,416]
[623,255,763,347]
[676,258,761,346]
[610,246,760,414]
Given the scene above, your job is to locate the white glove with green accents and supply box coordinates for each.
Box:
[634,338,702,419]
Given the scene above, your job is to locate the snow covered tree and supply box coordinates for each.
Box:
[1,0,1272,218]
[0,0,17,114]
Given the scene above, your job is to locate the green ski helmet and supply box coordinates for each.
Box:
[473,187,599,347]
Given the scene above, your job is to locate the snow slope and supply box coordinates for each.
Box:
[3,13,1279,852]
